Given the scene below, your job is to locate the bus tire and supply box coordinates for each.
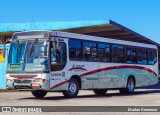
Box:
[62,78,79,98]
[119,77,135,94]
[93,89,107,95]
[31,90,47,98]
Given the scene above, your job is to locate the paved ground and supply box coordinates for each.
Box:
[0,89,160,106]
[0,86,160,114]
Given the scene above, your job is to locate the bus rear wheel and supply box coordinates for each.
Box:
[119,77,135,94]
[62,78,79,98]
[31,90,47,98]
[93,89,107,95]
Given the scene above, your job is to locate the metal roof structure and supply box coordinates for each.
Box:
[62,20,160,54]
[0,20,160,53]
[62,20,160,46]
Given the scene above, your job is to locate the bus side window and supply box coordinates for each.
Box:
[98,43,110,62]
[83,41,97,61]
[126,47,137,64]
[69,39,82,61]
[148,49,157,65]
[137,48,147,64]
[112,44,125,63]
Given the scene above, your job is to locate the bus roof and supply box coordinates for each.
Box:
[12,30,157,49]
[51,31,158,49]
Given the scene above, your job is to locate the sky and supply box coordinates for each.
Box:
[0,0,160,43]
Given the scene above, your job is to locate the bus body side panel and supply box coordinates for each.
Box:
[48,32,158,91]
[81,62,99,89]
[98,63,126,89]
[125,66,149,87]
[65,61,88,90]
[146,63,159,86]
[49,63,158,91]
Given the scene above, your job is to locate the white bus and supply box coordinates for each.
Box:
[6,31,158,98]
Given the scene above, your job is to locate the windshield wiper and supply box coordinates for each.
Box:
[30,38,38,57]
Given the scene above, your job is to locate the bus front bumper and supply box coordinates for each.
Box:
[6,79,50,90]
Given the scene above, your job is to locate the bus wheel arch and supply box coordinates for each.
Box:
[70,75,82,90]
[62,75,81,98]
[119,75,135,94]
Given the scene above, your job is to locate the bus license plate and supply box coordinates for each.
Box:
[32,83,40,89]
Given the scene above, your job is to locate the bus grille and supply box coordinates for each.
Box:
[14,80,32,83]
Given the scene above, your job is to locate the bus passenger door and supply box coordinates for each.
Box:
[49,41,67,90]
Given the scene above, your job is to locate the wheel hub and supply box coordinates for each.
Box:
[128,79,134,91]
[69,82,77,94]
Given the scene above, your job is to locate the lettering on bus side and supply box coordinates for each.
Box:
[68,64,87,72]
[51,73,62,76]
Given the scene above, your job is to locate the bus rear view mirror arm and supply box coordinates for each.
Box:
[4,40,11,45]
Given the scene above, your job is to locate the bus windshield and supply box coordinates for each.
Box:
[25,40,49,72]
[7,39,49,72]
[7,41,26,72]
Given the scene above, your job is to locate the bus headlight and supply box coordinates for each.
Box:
[33,79,40,83]
[7,79,14,83]
[33,79,46,83]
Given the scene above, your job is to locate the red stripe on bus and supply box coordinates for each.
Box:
[51,65,157,89]
[80,65,157,77]
[51,80,70,89]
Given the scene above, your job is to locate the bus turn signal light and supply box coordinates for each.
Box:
[42,79,46,83]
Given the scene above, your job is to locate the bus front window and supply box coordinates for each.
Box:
[24,40,49,72]
[7,41,26,72]
[7,39,49,72]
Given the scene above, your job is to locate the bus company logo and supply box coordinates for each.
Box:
[68,64,87,72]
[2,107,11,112]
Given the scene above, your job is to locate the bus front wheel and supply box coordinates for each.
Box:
[62,78,79,98]
[119,77,135,94]
[31,90,47,98]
